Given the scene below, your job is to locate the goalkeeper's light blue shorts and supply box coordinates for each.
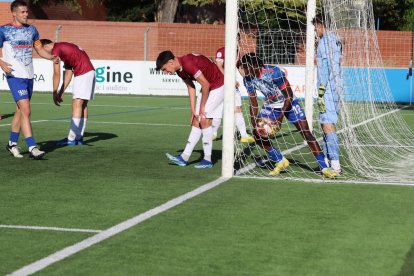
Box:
[258,99,306,124]
[320,90,339,124]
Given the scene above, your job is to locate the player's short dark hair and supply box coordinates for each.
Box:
[311,17,325,26]
[156,50,175,71]
[11,0,27,12]
[40,38,53,46]
[239,52,263,70]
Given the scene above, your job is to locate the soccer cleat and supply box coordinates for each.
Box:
[56,138,77,146]
[321,167,339,178]
[194,159,213,169]
[268,157,289,176]
[29,147,45,160]
[165,153,188,166]
[240,135,255,143]
[6,144,23,158]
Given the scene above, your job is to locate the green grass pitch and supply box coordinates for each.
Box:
[1,91,414,275]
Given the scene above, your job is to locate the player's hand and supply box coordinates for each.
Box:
[198,107,206,121]
[317,85,326,113]
[51,55,60,64]
[0,61,13,73]
[318,85,326,98]
[53,91,63,106]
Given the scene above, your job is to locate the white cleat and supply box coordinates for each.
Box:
[6,144,23,158]
[29,147,45,160]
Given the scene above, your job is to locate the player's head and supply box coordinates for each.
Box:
[312,17,326,38]
[238,52,263,77]
[11,0,28,25]
[156,50,178,74]
[39,39,54,54]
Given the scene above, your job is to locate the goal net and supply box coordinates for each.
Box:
[233,0,414,184]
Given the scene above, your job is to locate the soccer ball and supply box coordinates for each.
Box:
[256,118,280,138]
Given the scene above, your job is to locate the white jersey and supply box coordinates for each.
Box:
[0,23,39,79]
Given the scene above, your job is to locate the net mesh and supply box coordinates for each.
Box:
[234,0,414,183]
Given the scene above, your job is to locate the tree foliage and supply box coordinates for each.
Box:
[373,0,414,30]
[30,0,414,30]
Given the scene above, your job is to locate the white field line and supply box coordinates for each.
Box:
[3,101,189,109]
[0,225,101,233]
[9,177,230,276]
[235,106,411,176]
[0,120,49,128]
[235,175,414,186]
[0,120,189,128]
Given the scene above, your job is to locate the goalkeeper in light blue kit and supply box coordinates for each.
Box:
[313,17,342,174]
[238,53,338,178]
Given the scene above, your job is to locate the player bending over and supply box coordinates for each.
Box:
[40,39,95,146]
[156,50,224,169]
[238,52,338,178]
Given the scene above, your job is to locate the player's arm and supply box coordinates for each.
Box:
[194,72,211,119]
[183,78,197,122]
[279,80,294,123]
[33,39,54,60]
[215,59,225,75]
[52,61,62,106]
[249,93,259,129]
[245,78,259,129]
[60,68,73,92]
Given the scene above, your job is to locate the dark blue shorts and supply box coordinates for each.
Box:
[258,99,306,124]
[7,77,33,102]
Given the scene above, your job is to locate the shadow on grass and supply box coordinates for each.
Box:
[399,242,414,276]
[0,113,14,120]
[38,132,118,153]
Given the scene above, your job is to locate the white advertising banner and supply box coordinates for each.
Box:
[0,59,307,98]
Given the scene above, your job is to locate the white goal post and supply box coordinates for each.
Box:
[222,0,414,184]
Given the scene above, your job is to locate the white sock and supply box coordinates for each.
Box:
[181,126,202,161]
[201,126,213,162]
[68,118,81,141]
[211,118,221,136]
[79,118,87,139]
[330,160,341,172]
[235,112,249,138]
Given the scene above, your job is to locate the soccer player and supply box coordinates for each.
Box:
[313,18,342,174]
[39,39,95,146]
[213,46,254,143]
[0,0,51,159]
[156,50,224,168]
[238,52,338,178]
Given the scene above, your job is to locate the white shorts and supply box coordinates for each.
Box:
[72,70,96,100]
[196,85,224,119]
[235,90,242,107]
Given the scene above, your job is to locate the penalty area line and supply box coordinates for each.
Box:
[10,176,230,276]
[0,225,101,233]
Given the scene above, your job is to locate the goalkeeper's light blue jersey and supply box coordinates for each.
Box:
[244,65,292,109]
[316,31,342,91]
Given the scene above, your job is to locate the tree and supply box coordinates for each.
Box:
[155,0,179,22]
[373,0,414,30]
